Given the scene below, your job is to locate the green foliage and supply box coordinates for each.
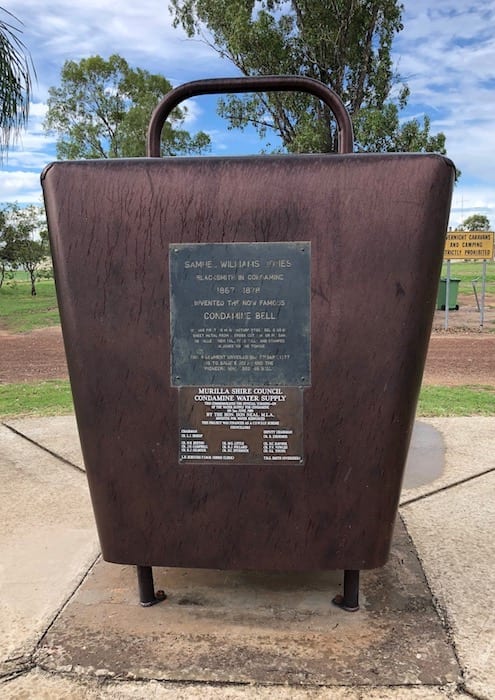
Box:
[0,8,34,155]
[44,54,210,159]
[417,385,495,417]
[0,279,59,331]
[0,380,73,417]
[458,214,491,232]
[170,0,447,155]
[0,204,48,295]
[353,107,446,153]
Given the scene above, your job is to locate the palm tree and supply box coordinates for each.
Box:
[0,8,34,155]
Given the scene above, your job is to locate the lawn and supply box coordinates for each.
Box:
[417,385,495,417]
[1,263,493,334]
[0,279,60,332]
[0,380,494,419]
[0,380,74,417]
[441,260,495,296]
[1,265,494,419]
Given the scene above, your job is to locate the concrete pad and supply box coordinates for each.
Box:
[402,472,495,700]
[4,415,490,695]
[5,414,474,496]
[3,415,84,471]
[0,424,99,677]
[401,417,495,504]
[0,668,462,700]
[36,517,458,688]
[403,421,445,490]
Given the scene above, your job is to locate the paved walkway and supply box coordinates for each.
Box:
[1,415,494,699]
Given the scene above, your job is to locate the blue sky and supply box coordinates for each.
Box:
[1,0,494,230]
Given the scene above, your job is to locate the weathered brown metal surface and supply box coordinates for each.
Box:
[42,151,454,572]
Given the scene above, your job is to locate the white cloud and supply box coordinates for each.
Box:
[28,103,49,119]
[398,2,495,105]
[1,0,493,225]
[15,0,226,97]
[180,98,203,127]
[395,0,495,224]
[451,184,495,229]
[0,171,43,204]
[2,101,56,170]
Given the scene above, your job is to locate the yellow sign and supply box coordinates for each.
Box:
[444,231,494,259]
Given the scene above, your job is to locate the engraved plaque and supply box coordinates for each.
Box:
[170,242,310,386]
[179,386,303,465]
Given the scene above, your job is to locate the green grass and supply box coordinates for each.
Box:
[0,279,60,332]
[441,260,495,296]
[0,264,493,418]
[1,263,492,334]
[0,380,74,417]
[417,385,495,416]
[7,270,31,282]
[0,380,493,419]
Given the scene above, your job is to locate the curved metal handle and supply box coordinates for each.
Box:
[146,76,354,157]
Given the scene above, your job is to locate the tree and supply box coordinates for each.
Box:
[0,204,48,295]
[44,54,211,159]
[0,8,34,155]
[459,214,491,232]
[169,0,446,155]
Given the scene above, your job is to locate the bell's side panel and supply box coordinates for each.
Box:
[41,154,454,571]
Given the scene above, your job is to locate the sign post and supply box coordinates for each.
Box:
[481,259,488,328]
[444,259,451,330]
[443,230,494,328]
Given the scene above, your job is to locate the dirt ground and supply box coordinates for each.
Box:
[422,292,495,385]
[1,294,494,387]
[0,326,69,384]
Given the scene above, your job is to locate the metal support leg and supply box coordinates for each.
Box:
[136,565,166,607]
[343,569,360,611]
[332,569,360,612]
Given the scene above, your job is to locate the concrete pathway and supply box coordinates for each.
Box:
[0,415,494,699]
